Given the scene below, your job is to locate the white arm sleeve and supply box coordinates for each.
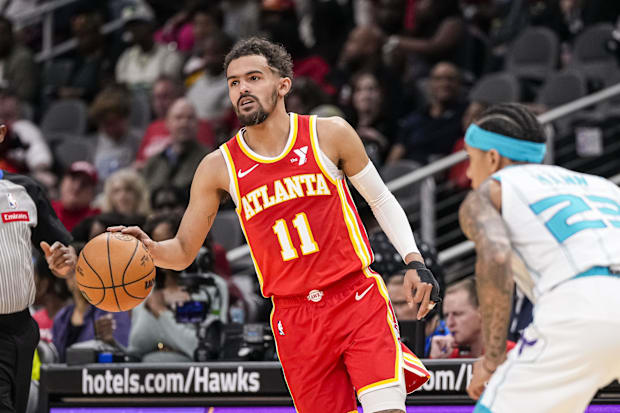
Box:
[348,161,419,261]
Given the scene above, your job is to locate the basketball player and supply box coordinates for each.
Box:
[0,123,77,413]
[110,37,440,412]
[458,103,620,412]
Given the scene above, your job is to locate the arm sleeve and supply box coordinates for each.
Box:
[348,161,419,261]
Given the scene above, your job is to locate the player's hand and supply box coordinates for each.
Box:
[467,356,501,400]
[430,335,456,359]
[95,314,116,344]
[40,241,76,278]
[403,261,441,320]
[107,225,156,255]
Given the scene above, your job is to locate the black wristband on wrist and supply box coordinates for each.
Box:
[405,260,442,304]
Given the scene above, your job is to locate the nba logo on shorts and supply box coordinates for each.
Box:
[278,320,285,336]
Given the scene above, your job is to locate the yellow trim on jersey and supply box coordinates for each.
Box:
[236,113,299,163]
[336,180,372,267]
[270,299,301,413]
[220,144,266,293]
[357,267,403,396]
[308,115,338,186]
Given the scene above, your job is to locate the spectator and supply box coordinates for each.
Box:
[387,274,448,358]
[51,161,100,232]
[181,4,225,82]
[186,31,234,123]
[385,0,466,78]
[100,168,151,217]
[430,278,516,359]
[285,77,329,116]
[50,10,115,104]
[135,76,215,168]
[0,16,37,103]
[52,267,131,362]
[0,92,55,187]
[220,0,261,41]
[142,98,210,193]
[387,62,467,164]
[71,212,146,256]
[154,0,217,53]
[347,71,396,166]
[115,2,183,91]
[32,250,71,343]
[128,212,199,362]
[90,86,141,181]
[150,185,188,215]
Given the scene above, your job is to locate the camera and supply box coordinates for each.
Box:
[221,323,276,362]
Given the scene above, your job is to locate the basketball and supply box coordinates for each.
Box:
[75,232,156,312]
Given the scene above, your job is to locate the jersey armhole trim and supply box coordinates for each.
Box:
[309,115,343,185]
[219,145,240,208]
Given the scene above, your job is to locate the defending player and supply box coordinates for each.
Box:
[110,37,439,412]
[459,103,620,412]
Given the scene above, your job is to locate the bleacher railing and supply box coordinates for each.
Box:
[12,0,123,63]
[226,81,620,268]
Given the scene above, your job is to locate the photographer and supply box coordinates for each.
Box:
[128,212,221,362]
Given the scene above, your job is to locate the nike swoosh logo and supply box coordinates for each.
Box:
[355,284,374,301]
[237,164,259,178]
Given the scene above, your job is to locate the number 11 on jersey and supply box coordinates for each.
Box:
[272,212,319,261]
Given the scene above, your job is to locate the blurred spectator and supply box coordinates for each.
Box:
[181,4,225,81]
[285,77,329,116]
[0,0,41,23]
[386,274,448,358]
[32,250,71,343]
[100,168,151,217]
[51,161,100,232]
[385,0,466,78]
[90,86,141,181]
[186,31,234,123]
[49,11,115,104]
[387,62,467,164]
[52,268,131,362]
[142,98,210,193]
[128,212,199,362]
[71,212,146,254]
[136,76,215,168]
[115,2,183,91]
[221,0,261,40]
[331,25,405,119]
[347,71,396,166]
[154,0,215,53]
[430,277,516,359]
[151,185,188,215]
[0,16,37,103]
[0,92,55,187]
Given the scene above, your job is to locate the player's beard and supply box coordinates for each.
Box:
[236,88,278,127]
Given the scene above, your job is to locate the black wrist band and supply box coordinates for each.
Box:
[405,260,426,271]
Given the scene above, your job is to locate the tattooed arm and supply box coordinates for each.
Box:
[109,150,229,270]
[459,178,513,369]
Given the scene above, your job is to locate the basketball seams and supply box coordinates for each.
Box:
[107,232,123,312]
[120,238,151,300]
[76,267,155,290]
[78,251,106,306]
[121,268,155,299]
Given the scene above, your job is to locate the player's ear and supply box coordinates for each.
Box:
[278,77,292,97]
[0,124,6,143]
[487,149,502,172]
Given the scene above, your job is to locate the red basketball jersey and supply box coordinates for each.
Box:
[220,113,374,297]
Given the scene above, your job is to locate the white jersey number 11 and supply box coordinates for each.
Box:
[272,213,319,261]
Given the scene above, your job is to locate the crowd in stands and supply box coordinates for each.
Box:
[2,0,619,365]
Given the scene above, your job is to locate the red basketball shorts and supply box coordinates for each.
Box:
[270,269,429,412]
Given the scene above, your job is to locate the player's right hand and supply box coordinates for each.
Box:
[107,226,156,256]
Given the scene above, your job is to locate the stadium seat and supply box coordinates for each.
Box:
[41,99,88,136]
[52,135,95,170]
[210,210,244,252]
[469,72,521,104]
[537,70,588,136]
[571,23,616,88]
[505,27,559,82]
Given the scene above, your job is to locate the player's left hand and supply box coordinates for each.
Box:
[403,259,441,320]
[467,357,500,400]
[41,241,77,278]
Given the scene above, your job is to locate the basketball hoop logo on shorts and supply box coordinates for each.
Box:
[307,289,324,302]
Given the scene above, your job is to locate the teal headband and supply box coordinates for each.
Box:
[464,124,546,163]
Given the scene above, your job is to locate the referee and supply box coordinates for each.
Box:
[0,124,77,413]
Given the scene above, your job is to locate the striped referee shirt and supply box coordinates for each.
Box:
[0,170,71,314]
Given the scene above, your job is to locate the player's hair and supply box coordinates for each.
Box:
[224,37,293,80]
[445,277,479,308]
[474,103,545,144]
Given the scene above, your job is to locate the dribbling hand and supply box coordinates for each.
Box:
[107,225,156,255]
